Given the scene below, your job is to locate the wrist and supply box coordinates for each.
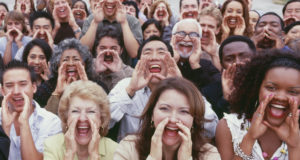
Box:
[126,86,135,98]
[52,90,62,97]
[190,62,201,70]
[120,19,128,26]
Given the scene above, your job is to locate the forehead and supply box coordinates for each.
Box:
[74,1,85,6]
[69,96,99,109]
[290,25,300,31]
[199,15,217,25]
[142,40,168,51]
[33,18,51,25]
[264,67,300,86]
[3,68,31,82]
[99,36,119,46]
[181,0,198,6]
[176,21,199,33]
[286,2,300,10]
[223,41,252,55]
[157,2,166,7]
[62,49,81,57]
[259,14,281,24]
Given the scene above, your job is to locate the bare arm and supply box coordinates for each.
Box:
[215,119,234,160]
[80,19,98,49]
[3,41,12,65]
[121,20,139,58]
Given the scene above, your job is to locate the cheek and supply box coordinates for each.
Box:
[181,116,193,129]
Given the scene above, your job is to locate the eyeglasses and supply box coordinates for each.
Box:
[174,31,200,39]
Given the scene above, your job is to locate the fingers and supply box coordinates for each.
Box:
[289,97,299,127]
[2,92,12,113]
[75,61,88,81]
[256,94,274,119]
[152,118,169,140]
[67,117,78,135]
[176,122,191,142]
[59,61,67,77]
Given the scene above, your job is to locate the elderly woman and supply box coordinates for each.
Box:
[44,80,117,160]
[114,77,221,160]
[34,38,107,108]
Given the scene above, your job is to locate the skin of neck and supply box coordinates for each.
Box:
[76,143,89,160]
[162,143,181,160]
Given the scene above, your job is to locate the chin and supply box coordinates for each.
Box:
[75,135,92,146]
[162,135,181,147]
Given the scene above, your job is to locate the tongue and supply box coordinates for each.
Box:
[164,129,178,137]
[149,68,161,73]
[68,71,76,77]
[270,107,285,118]
[78,128,89,135]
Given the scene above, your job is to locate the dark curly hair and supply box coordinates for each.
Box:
[229,49,300,120]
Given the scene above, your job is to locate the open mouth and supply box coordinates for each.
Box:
[66,67,78,78]
[268,103,288,119]
[105,2,116,14]
[285,18,295,26]
[177,41,194,58]
[104,54,113,63]
[32,65,42,73]
[10,30,18,37]
[227,17,237,26]
[202,3,209,9]
[38,33,48,41]
[21,4,26,12]
[164,126,179,137]
[157,10,166,20]
[12,97,24,106]
[76,122,91,137]
[183,12,196,19]
[74,10,83,19]
[149,64,161,73]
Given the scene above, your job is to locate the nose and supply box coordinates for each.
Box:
[40,28,45,34]
[203,26,209,32]
[78,112,88,121]
[273,90,288,102]
[12,85,21,95]
[168,111,179,123]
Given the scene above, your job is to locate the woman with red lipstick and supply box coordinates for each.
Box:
[218,0,252,43]
[216,49,300,160]
[44,80,118,160]
[114,77,221,160]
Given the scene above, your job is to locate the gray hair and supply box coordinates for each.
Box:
[49,38,95,80]
[172,18,202,38]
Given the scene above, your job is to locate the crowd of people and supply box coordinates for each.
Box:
[0,0,299,160]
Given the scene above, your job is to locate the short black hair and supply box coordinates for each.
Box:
[142,18,163,39]
[93,25,124,57]
[0,2,9,12]
[0,60,37,85]
[137,36,173,59]
[29,11,55,29]
[284,21,300,34]
[282,0,300,14]
[22,39,53,63]
[123,1,139,18]
[219,35,256,65]
[179,0,199,11]
[256,12,284,30]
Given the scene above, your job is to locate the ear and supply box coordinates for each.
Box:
[32,82,37,94]
[0,84,5,96]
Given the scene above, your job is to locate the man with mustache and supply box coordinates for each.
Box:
[80,0,142,65]
[108,36,218,142]
[283,0,300,27]
[94,25,133,91]
[0,60,61,160]
[0,11,32,65]
[252,12,285,51]
[15,11,55,61]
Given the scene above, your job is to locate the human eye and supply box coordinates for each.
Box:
[71,109,79,113]
[288,89,300,95]
[180,109,190,114]
[159,106,169,111]
[87,110,96,114]
[265,85,276,91]
[189,32,200,38]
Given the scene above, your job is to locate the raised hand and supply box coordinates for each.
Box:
[189,38,202,69]
[247,94,274,140]
[40,61,50,81]
[18,91,32,124]
[87,117,101,159]
[52,5,61,36]
[115,1,127,24]
[149,118,169,160]
[251,29,265,48]
[6,29,16,43]
[53,62,69,96]
[202,29,218,57]
[221,63,236,100]
[95,51,107,73]
[126,58,152,97]
[72,8,87,20]
[233,15,246,35]
[1,92,17,136]
[164,52,182,78]
[170,36,180,63]
[177,122,192,160]
[93,0,105,23]
[75,61,88,81]
[103,50,122,73]
[264,97,300,148]
[264,29,284,49]
[140,2,150,17]
[14,28,23,43]
[221,15,231,41]
[153,8,169,26]
[64,117,78,159]
[45,30,54,48]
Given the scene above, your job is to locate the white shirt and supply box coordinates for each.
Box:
[0,101,62,160]
[109,78,219,142]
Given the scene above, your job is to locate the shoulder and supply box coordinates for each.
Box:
[101,137,118,151]
[44,133,65,147]
[201,143,221,160]
[35,102,60,121]
[110,78,132,91]
[114,135,139,159]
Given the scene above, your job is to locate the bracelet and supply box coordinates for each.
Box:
[73,28,81,34]
[234,142,254,160]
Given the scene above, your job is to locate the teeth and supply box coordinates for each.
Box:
[78,126,89,129]
[271,104,286,109]
[178,41,193,47]
[150,64,160,69]
[166,127,178,131]
[13,97,23,100]
[60,9,65,12]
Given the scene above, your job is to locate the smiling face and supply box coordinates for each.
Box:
[67,96,101,146]
[73,1,87,20]
[174,21,200,58]
[103,0,118,19]
[249,10,259,32]
[141,40,169,83]
[154,2,168,21]
[32,18,53,42]
[27,46,47,75]
[125,5,136,17]
[224,1,243,28]
[259,67,300,126]
[59,49,84,80]
[152,89,193,147]
[54,0,69,20]
[180,0,199,20]
[2,68,36,112]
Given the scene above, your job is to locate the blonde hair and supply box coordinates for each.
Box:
[58,80,110,136]
[199,6,222,28]
[49,0,72,11]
